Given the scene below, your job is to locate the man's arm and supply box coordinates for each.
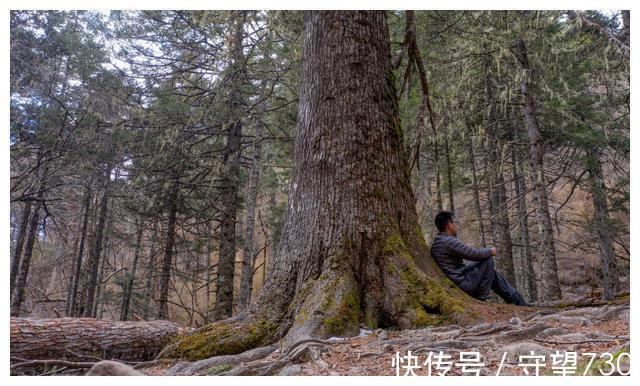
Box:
[447,238,493,261]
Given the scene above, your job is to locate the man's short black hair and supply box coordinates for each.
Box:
[435,211,455,232]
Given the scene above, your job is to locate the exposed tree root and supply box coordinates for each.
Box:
[158,230,525,362]
[167,345,278,375]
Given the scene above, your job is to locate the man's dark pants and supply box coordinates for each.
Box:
[457,257,527,305]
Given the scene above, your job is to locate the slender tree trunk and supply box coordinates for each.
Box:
[410,75,434,238]
[265,189,277,281]
[10,205,41,317]
[94,211,112,319]
[163,11,486,362]
[76,193,98,317]
[486,166,516,286]
[204,221,213,323]
[11,167,48,317]
[405,10,443,213]
[214,11,247,321]
[513,39,561,300]
[622,10,630,46]
[10,201,32,295]
[466,129,486,245]
[143,223,158,320]
[94,255,107,319]
[67,182,92,316]
[158,185,178,320]
[433,140,444,211]
[64,235,80,312]
[586,146,619,300]
[420,156,435,240]
[83,174,110,317]
[482,46,516,286]
[510,135,538,302]
[443,130,455,212]
[238,119,264,311]
[121,220,144,321]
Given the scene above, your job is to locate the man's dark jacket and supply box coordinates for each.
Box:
[430,232,493,284]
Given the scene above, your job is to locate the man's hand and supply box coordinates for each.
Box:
[489,247,497,256]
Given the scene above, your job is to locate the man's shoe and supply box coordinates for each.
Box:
[512,292,530,306]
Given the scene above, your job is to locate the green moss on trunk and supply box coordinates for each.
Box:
[289,270,361,339]
[382,229,478,328]
[165,317,278,361]
[320,280,360,337]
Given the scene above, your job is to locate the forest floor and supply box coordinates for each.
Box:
[147,298,630,376]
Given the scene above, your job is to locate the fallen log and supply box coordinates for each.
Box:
[11,317,184,362]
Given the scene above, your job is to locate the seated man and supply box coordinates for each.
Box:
[430,211,528,306]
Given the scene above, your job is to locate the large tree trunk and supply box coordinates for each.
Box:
[238,118,264,311]
[586,145,619,300]
[10,317,183,362]
[213,11,247,321]
[67,182,92,317]
[10,201,32,295]
[160,11,489,362]
[482,45,516,286]
[513,39,562,301]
